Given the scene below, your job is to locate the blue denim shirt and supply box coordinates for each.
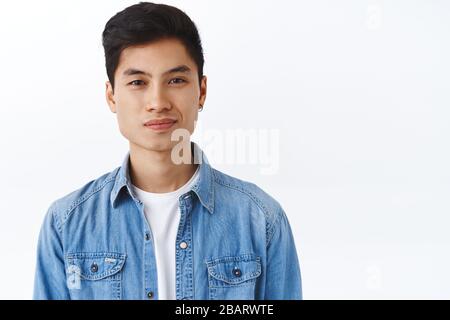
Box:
[33,143,302,300]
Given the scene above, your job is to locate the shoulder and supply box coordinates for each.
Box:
[47,167,120,230]
[211,168,284,231]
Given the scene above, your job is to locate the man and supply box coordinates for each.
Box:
[33,2,302,300]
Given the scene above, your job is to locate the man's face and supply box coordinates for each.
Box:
[106,38,207,153]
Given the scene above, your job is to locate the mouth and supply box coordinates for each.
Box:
[144,118,178,131]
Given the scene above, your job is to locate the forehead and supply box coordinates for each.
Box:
[116,38,197,76]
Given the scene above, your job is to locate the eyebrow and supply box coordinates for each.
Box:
[122,65,192,77]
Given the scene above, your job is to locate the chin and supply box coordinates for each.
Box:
[142,139,178,153]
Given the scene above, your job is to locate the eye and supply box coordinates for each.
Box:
[168,78,186,85]
[129,80,145,86]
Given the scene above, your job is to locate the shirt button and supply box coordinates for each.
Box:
[179,241,188,249]
[90,263,98,273]
[233,267,242,277]
[147,291,154,299]
[145,233,150,241]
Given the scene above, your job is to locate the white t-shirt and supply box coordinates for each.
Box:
[131,165,200,300]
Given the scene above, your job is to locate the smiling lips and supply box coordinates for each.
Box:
[144,118,177,131]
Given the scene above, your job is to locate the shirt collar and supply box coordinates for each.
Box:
[110,141,215,214]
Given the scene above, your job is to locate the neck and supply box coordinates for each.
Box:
[128,141,198,193]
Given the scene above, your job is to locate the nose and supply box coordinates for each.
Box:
[145,85,172,112]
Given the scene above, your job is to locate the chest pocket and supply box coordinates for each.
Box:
[206,253,261,300]
[65,252,126,300]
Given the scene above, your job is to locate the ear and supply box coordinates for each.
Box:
[105,81,116,113]
[198,75,207,110]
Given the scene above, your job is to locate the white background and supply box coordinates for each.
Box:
[0,0,449,299]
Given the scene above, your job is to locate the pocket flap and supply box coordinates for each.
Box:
[206,254,261,285]
[65,252,126,281]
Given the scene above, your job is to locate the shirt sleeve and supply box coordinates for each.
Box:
[264,207,303,299]
[33,203,70,300]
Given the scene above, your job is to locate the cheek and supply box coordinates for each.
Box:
[114,104,140,139]
[185,108,199,134]
[115,90,141,107]
[115,111,133,139]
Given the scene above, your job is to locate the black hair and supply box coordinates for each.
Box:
[102,2,204,91]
